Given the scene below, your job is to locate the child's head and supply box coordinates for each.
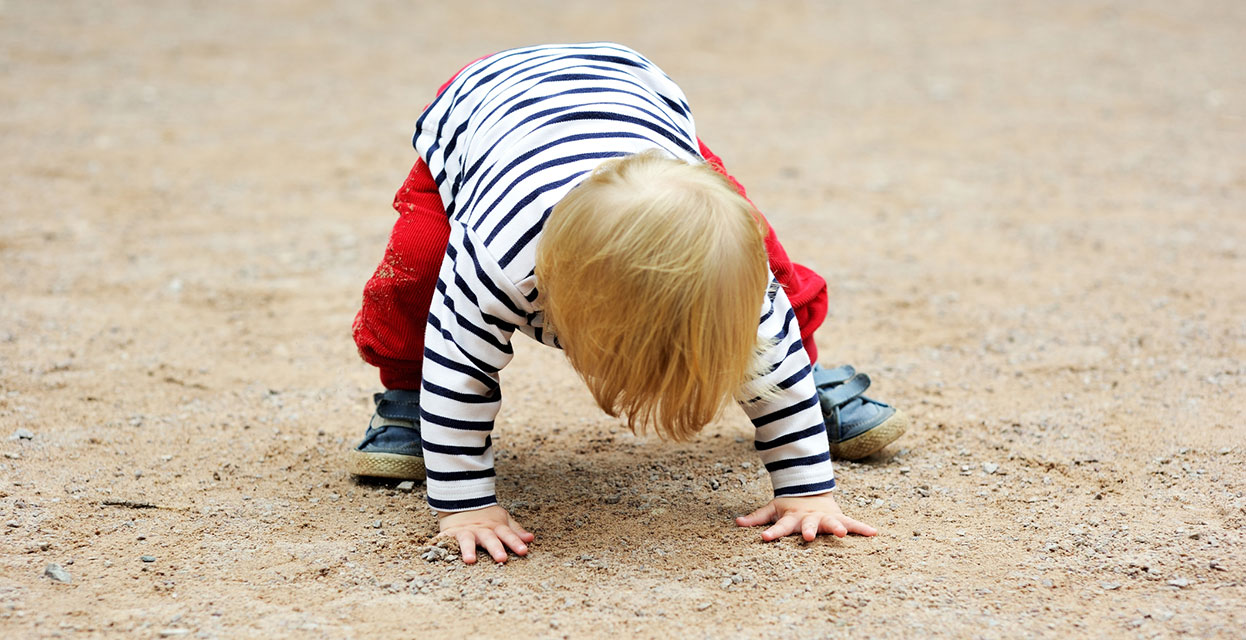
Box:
[535,149,770,441]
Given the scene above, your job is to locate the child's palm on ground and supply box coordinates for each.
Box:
[736,493,877,541]
[437,505,534,564]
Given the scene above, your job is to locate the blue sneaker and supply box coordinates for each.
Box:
[812,364,908,460]
[347,389,425,480]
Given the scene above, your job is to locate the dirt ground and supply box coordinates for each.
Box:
[1,1,1243,638]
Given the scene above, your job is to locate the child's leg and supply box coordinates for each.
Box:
[696,139,829,364]
[349,54,503,480]
[351,158,450,389]
[352,56,494,389]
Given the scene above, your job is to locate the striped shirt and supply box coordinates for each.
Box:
[415,43,836,512]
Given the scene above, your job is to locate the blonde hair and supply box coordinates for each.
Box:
[535,149,770,441]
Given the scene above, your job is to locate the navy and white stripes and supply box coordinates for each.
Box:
[739,272,838,496]
[414,43,836,511]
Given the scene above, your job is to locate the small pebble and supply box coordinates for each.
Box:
[12,428,34,440]
[719,577,732,589]
[44,563,71,583]
[421,546,449,562]
[1167,578,1190,588]
[983,462,999,475]
[899,466,911,474]
[372,520,382,529]
[396,481,416,492]
[141,555,156,563]
[1100,582,1121,590]
[695,602,712,611]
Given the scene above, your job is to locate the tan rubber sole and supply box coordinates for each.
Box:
[828,410,909,461]
[347,450,426,480]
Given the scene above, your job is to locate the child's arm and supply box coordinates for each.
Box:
[419,224,537,562]
[701,139,876,540]
[738,279,839,497]
[735,277,879,539]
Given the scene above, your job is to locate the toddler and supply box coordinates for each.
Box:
[349,43,907,564]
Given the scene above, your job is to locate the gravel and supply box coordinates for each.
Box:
[44,563,71,583]
[421,546,451,562]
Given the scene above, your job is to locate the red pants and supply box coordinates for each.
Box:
[353,67,828,390]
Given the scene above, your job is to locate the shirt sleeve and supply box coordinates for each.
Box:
[420,223,534,512]
[737,273,837,497]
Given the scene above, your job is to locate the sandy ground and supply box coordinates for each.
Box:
[1,1,1244,638]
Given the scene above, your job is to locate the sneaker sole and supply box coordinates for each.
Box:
[828,410,909,461]
[347,450,426,481]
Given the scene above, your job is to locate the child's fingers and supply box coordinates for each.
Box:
[735,503,777,528]
[476,529,509,563]
[507,518,536,543]
[837,515,877,537]
[761,514,800,541]
[455,531,478,564]
[821,515,849,538]
[494,526,529,556]
[801,515,821,541]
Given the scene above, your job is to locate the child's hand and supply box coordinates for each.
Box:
[735,492,877,541]
[436,505,534,564]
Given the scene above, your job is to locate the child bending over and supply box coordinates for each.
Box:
[349,43,907,564]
